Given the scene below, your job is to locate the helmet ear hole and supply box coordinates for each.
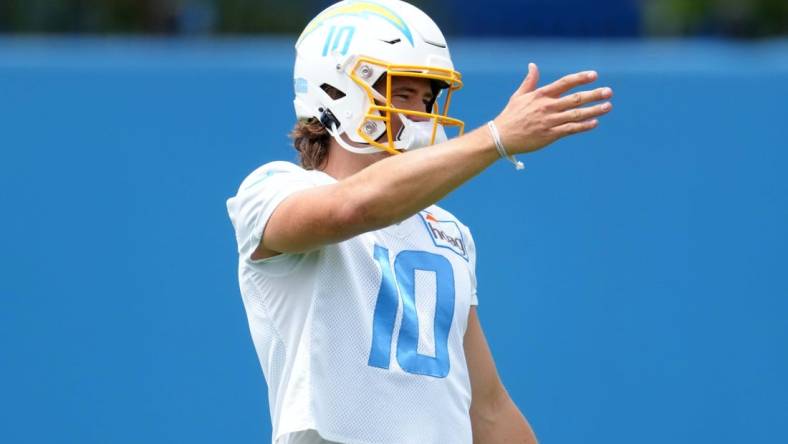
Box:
[320,83,347,100]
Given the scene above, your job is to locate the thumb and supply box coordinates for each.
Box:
[516,63,540,95]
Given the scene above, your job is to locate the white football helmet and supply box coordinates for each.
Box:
[293,0,464,155]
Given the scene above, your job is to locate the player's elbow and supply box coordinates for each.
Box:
[470,382,509,424]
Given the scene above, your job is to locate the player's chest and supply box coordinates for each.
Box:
[360,210,474,295]
[380,210,469,260]
[367,210,467,260]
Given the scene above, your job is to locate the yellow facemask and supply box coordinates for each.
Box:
[348,56,464,155]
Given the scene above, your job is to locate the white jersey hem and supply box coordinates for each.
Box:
[276,427,384,444]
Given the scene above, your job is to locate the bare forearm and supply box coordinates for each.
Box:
[339,67,612,230]
[471,392,538,444]
[261,65,612,255]
[342,125,498,229]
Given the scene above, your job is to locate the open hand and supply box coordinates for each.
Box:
[493,63,613,154]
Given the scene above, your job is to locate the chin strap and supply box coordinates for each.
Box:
[321,106,447,156]
[319,106,382,155]
[326,124,384,155]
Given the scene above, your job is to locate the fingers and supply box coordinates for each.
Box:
[552,101,613,125]
[553,87,613,112]
[497,68,611,154]
[515,63,540,95]
[539,70,598,97]
[552,119,599,137]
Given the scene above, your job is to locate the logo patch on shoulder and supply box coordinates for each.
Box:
[418,211,468,261]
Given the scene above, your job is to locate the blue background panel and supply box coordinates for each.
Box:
[1,38,787,443]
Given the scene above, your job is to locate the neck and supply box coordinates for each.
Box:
[320,142,391,180]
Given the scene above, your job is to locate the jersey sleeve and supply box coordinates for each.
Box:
[226,161,318,265]
[464,225,479,306]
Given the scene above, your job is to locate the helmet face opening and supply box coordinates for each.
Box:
[348,56,464,154]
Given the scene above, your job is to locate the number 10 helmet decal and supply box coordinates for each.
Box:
[293,0,464,155]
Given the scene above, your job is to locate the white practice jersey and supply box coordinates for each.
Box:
[227,161,479,444]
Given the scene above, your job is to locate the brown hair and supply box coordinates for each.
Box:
[290,118,331,170]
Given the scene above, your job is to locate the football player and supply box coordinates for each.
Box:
[227,1,613,443]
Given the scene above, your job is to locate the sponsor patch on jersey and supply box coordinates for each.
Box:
[418,211,468,261]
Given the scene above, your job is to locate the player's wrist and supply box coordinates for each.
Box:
[464,124,504,166]
[487,120,525,171]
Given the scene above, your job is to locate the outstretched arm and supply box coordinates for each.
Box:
[465,307,538,444]
[259,64,613,257]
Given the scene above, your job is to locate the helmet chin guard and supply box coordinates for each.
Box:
[394,113,449,151]
[293,0,464,156]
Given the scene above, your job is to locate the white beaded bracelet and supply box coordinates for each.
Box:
[487,121,524,171]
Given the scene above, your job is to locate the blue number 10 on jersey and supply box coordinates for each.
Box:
[368,245,456,378]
